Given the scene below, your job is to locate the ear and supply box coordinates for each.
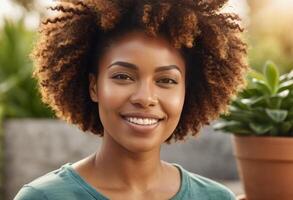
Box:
[89,73,99,103]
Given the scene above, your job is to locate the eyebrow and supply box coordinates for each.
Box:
[107,61,182,74]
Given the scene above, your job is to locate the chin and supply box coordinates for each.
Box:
[123,140,161,153]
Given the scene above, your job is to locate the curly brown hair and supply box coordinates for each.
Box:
[32,0,247,142]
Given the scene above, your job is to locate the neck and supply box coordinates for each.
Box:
[92,133,164,191]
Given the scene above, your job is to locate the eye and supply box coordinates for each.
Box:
[157,78,178,84]
[111,74,133,81]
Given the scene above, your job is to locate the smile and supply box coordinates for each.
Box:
[121,115,163,134]
[124,117,159,126]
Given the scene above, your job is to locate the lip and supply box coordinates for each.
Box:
[121,116,161,134]
[120,112,164,134]
[120,112,165,120]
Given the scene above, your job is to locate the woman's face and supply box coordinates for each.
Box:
[89,31,186,153]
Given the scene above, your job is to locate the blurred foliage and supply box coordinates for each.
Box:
[248,36,293,75]
[0,120,3,197]
[0,19,54,120]
[247,0,293,74]
[0,18,54,199]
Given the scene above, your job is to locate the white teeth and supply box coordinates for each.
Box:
[125,117,159,125]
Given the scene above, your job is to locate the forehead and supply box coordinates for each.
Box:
[98,31,185,72]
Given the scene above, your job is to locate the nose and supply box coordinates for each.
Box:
[129,80,158,108]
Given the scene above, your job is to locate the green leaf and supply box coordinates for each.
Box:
[266,90,289,109]
[213,120,251,135]
[269,127,279,136]
[277,89,290,98]
[0,104,4,121]
[222,111,253,123]
[280,74,287,82]
[231,99,250,110]
[287,107,293,120]
[282,99,293,110]
[250,107,272,122]
[266,96,282,109]
[288,70,293,79]
[246,97,267,107]
[252,78,272,95]
[240,97,267,107]
[265,108,288,123]
[280,122,292,134]
[248,69,265,81]
[280,70,293,82]
[278,80,293,92]
[249,122,273,135]
[239,88,262,98]
[264,61,279,94]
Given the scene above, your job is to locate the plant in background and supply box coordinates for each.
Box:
[214,61,293,136]
[0,19,54,120]
[0,19,55,198]
[247,0,293,74]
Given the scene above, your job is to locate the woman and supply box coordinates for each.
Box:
[15,0,247,199]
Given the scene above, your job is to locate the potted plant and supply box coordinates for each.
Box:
[214,61,293,200]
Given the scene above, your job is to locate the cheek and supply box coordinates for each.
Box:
[159,86,185,118]
[97,79,131,132]
[97,79,130,109]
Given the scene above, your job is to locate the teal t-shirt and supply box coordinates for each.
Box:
[14,163,236,200]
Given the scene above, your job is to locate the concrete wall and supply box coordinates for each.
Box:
[4,119,238,200]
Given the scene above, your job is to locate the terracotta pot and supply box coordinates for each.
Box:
[233,135,293,200]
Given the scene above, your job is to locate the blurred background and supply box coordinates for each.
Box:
[1,0,293,199]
